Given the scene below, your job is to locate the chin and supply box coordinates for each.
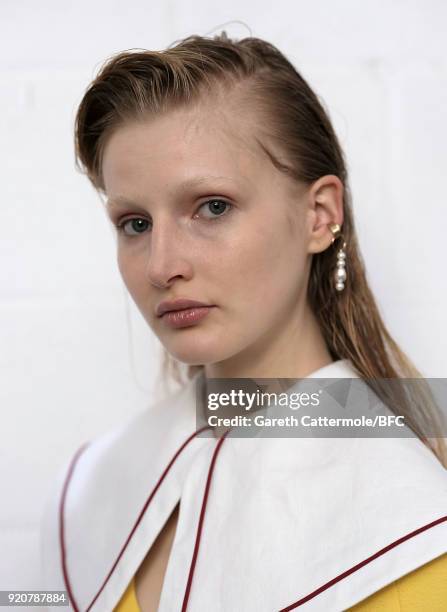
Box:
[168,347,222,367]
[163,334,234,367]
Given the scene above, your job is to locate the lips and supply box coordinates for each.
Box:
[156,298,213,317]
[161,306,214,329]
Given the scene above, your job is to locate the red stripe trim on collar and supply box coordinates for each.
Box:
[60,432,446,611]
[182,429,231,611]
[279,514,447,611]
[59,441,90,612]
[59,425,212,612]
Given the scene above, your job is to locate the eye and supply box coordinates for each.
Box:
[116,217,151,236]
[196,199,232,220]
[115,198,232,237]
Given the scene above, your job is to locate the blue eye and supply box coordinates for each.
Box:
[198,199,232,219]
[115,198,232,237]
[116,218,151,236]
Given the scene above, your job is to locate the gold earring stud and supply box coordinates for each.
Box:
[328,223,341,243]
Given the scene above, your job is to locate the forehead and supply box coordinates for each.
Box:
[101,104,269,195]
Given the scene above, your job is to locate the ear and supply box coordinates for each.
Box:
[306,175,344,254]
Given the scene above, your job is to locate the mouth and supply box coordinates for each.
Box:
[160,306,215,328]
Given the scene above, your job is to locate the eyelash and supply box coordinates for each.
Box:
[114,198,233,236]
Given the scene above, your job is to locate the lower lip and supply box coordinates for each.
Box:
[161,306,214,328]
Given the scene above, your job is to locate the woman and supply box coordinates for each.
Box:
[40,33,447,611]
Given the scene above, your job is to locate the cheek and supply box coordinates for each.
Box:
[117,249,147,298]
[222,219,304,295]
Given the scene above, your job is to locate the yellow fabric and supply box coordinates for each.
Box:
[347,553,447,611]
[114,553,447,611]
[115,575,139,611]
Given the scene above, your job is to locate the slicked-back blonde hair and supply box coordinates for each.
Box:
[74,32,446,467]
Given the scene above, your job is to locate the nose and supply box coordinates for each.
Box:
[145,219,193,288]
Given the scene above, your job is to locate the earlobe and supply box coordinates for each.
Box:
[307,225,338,255]
[307,218,345,255]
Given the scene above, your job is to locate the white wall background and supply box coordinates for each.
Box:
[1,0,446,593]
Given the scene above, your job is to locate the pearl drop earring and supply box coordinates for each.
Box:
[328,223,347,292]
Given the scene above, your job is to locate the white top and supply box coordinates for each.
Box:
[39,359,447,611]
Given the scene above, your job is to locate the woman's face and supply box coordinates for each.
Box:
[102,104,318,371]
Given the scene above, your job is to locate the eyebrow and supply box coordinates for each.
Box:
[105,175,242,209]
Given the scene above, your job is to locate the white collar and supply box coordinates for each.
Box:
[41,359,447,611]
